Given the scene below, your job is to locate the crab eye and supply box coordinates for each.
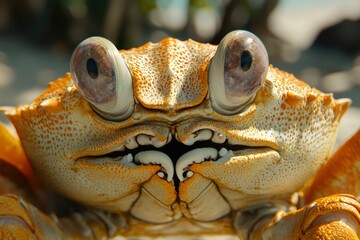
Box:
[70,37,134,120]
[209,30,268,115]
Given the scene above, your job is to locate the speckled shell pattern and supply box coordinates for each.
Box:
[120,38,216,110]
[5,38,350,218]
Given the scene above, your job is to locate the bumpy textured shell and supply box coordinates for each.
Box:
[5,38,350,227]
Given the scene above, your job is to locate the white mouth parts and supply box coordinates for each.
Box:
[78,128,265,183]
[175,148,234,181]
[119,147,234,182]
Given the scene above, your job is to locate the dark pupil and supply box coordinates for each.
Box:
[86,58,99,79]
[240,50,252,71]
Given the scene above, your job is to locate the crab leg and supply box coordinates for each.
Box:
[303,130,360,203]
[0,194,58,239]
[252,194,360,239]
[0,194,129,239]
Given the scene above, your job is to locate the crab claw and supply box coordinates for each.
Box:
[304,130,360,203]
[0,122,35,186]
[251,194,360,239]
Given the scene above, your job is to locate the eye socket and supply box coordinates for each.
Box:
[209,30,269,115]
[70,37,134,120]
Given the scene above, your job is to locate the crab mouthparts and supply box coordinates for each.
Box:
[89,129,260,186]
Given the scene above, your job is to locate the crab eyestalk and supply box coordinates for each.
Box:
[70,37,134,121]
[209,30,269,115]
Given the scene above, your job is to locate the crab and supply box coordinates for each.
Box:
[0,30,359,239]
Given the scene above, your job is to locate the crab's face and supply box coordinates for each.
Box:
[7,31,349,223]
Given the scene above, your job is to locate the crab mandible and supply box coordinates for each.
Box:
[0,30,359,239]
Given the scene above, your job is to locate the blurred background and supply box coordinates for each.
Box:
[0,0,359,147]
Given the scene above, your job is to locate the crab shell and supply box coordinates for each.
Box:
[5,37,350,224]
